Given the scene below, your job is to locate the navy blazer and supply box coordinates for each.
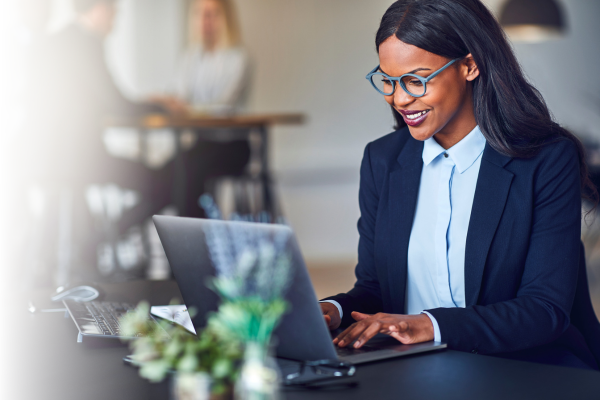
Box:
[326,127,598,369]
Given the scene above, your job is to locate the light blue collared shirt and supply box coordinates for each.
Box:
[410,125,486,341]
[323,126,485,343]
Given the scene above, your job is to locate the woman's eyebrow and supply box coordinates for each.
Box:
[379,67,432,75]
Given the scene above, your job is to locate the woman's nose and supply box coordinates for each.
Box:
[392,84,415,108]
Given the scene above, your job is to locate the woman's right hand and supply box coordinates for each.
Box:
[320,302,341,330]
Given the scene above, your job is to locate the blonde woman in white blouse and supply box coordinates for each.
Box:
[157,0,250,115]
[154,0,252,218]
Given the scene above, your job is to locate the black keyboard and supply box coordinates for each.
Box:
[335,344,382,357]
[63,299,155,342]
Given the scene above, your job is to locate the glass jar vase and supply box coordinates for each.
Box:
[235,342,281,400]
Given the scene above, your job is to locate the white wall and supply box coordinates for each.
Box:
[106,0,186,98]
[507,0,600,142]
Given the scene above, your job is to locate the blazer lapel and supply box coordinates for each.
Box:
[388,138,424,314]
[464,144,514,307]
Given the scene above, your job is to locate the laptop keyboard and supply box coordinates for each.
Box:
[85,301,134,335]
[64,300,144,338]
[335,343,381,357]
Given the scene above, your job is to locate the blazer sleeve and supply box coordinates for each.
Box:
[426,140,582,354]
[323,142,384,327]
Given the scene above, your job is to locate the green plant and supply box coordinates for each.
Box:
[208,295,288,346]
[202,214,294,348]
[119,301,243,395]
[121,198,294,398]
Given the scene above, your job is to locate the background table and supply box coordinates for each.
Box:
[108,113,305,218]
[5,280,600,400]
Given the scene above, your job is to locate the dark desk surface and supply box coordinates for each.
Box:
[5,280,600,400]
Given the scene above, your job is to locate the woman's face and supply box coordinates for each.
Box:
[378,36,479,148]
[194,0,224,46]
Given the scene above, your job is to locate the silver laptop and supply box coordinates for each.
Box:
[153,215,446,364]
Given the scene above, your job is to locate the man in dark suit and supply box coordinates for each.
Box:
[25,0,164,198]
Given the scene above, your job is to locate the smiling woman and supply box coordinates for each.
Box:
[378,39,480,149]
[318,0,600,371]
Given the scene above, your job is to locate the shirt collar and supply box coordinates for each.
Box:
[422,125,486,173]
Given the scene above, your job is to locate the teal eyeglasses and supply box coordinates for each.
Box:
[366,58,460,98]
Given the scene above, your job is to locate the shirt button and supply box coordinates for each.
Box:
[444,153,449,158]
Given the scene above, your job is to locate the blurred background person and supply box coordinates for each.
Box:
[0,0,50,283]
[19,0,173,286]
[152,0,252,218]
[155,0,250,115]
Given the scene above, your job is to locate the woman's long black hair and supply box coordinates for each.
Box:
[376,0,597,205]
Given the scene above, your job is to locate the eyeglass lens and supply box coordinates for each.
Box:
[370,74,394,95]
[370,74,425,97]
[400,75,426,96]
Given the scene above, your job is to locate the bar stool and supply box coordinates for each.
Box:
[208,172,282,221]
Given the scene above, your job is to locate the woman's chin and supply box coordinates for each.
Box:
[407,126,435,142]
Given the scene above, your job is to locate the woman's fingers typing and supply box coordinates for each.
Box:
[333,312,434,348]
[354,320,382,348]
[350,311,370,321]
[335,322,363,347]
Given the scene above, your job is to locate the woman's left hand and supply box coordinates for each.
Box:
[333,312,434,349]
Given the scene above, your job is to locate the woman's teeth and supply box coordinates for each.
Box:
[406,110,429,120]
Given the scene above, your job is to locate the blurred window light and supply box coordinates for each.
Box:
[0,106,26,149]
[0,0,17,29]
[85,184,140,221]
[103,128,142,162]
[27,185,47,218]
[48,0,76,33]
[499,0,566,43]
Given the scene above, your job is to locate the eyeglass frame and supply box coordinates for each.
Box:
[365,57,461,98]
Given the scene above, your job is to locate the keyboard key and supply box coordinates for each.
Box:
[65,300,156,339]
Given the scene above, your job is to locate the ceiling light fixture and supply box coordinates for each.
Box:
[499,0,566,43]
